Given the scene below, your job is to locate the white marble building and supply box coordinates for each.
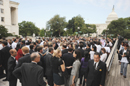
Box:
[91,7,118,37]
[0,0,19,35]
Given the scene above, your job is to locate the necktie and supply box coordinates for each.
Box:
[94,63,97,70]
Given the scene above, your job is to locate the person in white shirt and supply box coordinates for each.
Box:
[120,44,129,78]
[11,39,18,49]
[89,46,96,60]
[95,41,102,53]
[0,39,3,50]
[100,48,107,62]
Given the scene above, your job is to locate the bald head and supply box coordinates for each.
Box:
[10,49,17,57]
[30,52,40,62]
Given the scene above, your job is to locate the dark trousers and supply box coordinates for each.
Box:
[47,76,54,86]
[9,79,17,86]
[64,75,70,86]
[80,68,87,86]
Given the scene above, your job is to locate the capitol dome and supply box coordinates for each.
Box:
[106,6,118,24]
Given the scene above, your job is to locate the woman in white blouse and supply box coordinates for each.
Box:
[100,48,107,62]
[89,46,96,60]
[120,44,129,78]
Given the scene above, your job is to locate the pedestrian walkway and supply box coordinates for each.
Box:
[105,53,130,86]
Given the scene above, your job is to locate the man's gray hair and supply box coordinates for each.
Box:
[30,52,39,61]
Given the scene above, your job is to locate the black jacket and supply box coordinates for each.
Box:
[78,48,84,57]
[7,56,16,81]
[62,53,75,75]
[44,53,53,76]
[85,60,106,86]
[15,54,31,68]
[13,63,46,86]
[0,46,11,66]
[119,49,130,61]
[62,49,68,55]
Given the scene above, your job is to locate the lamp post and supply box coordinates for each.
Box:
[77,27,80,37]
[51,28,53,37]
[64,28,67,36]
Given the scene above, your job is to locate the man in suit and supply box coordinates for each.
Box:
[62,44,68,55]
[7,49,17,86]
[0,41,11,81]
[85,52,106,86]
[13,52,46,86]
[29,45,34,54]
[44,47,54,86]
[15,46,31,68]
[62,47,75,86]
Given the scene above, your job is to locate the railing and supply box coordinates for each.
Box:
[106,39,118,72]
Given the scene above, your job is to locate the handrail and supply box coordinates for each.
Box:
[106,39,118,72]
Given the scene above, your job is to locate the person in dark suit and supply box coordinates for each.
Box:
[13,52,46,86]
[78,43,84,57]
[85,52,106,86]
[1,41,11,81]
[7,49,17,86]
[29,45,34,54]
[15,46,31,68]
[62,47,75,86]
[44,47,54,86]
[62,44,68,55]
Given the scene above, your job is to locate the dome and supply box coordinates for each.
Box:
[106,6,118,24]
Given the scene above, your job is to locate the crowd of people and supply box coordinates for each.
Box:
[0,36,126,86]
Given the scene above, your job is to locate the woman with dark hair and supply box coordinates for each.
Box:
[120,44,130,78]
[79,51,90,86]
[100,48,107,62]
[89,45,96,60]
[15,44,23,61]
[69,49,81,86]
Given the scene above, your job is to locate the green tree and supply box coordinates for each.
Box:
[19,21,40,36]
[107,18,126,37]
[40,28,45,37]
[0,25,13,39]
[46,15,67,37]
[67,15,86,34]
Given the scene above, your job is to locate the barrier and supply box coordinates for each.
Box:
[106,39,118,71]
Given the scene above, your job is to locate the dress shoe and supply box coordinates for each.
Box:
[123,76,126,78]
[120,73,122,75]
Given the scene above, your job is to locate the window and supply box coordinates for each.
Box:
[1,8,4,13]
[1,17,4,22]
[0,0,3,5]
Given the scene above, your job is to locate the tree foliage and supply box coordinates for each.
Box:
[46,15,67,37]
[67,15,86,34]
[0,25,13,39]
[107,17,130,38]
[19,21,40,36]
[40,28,45,37]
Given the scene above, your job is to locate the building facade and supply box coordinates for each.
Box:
[91,7,118,37]
[0,0,19,35]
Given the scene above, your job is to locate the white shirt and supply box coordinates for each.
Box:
[119,45,124,51]
[0,44,3,50]
[90,51,95,60]
[100,53,107,62]
[120,50,129,63]
[94,61,99,69]
[96,45,101,53]
[11,42,17,49]
[25,45,30,50]
[109,42,113,47]
[40,41,44,46]
[104,47,110,53]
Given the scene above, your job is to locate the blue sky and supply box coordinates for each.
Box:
[12,0,130,29]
